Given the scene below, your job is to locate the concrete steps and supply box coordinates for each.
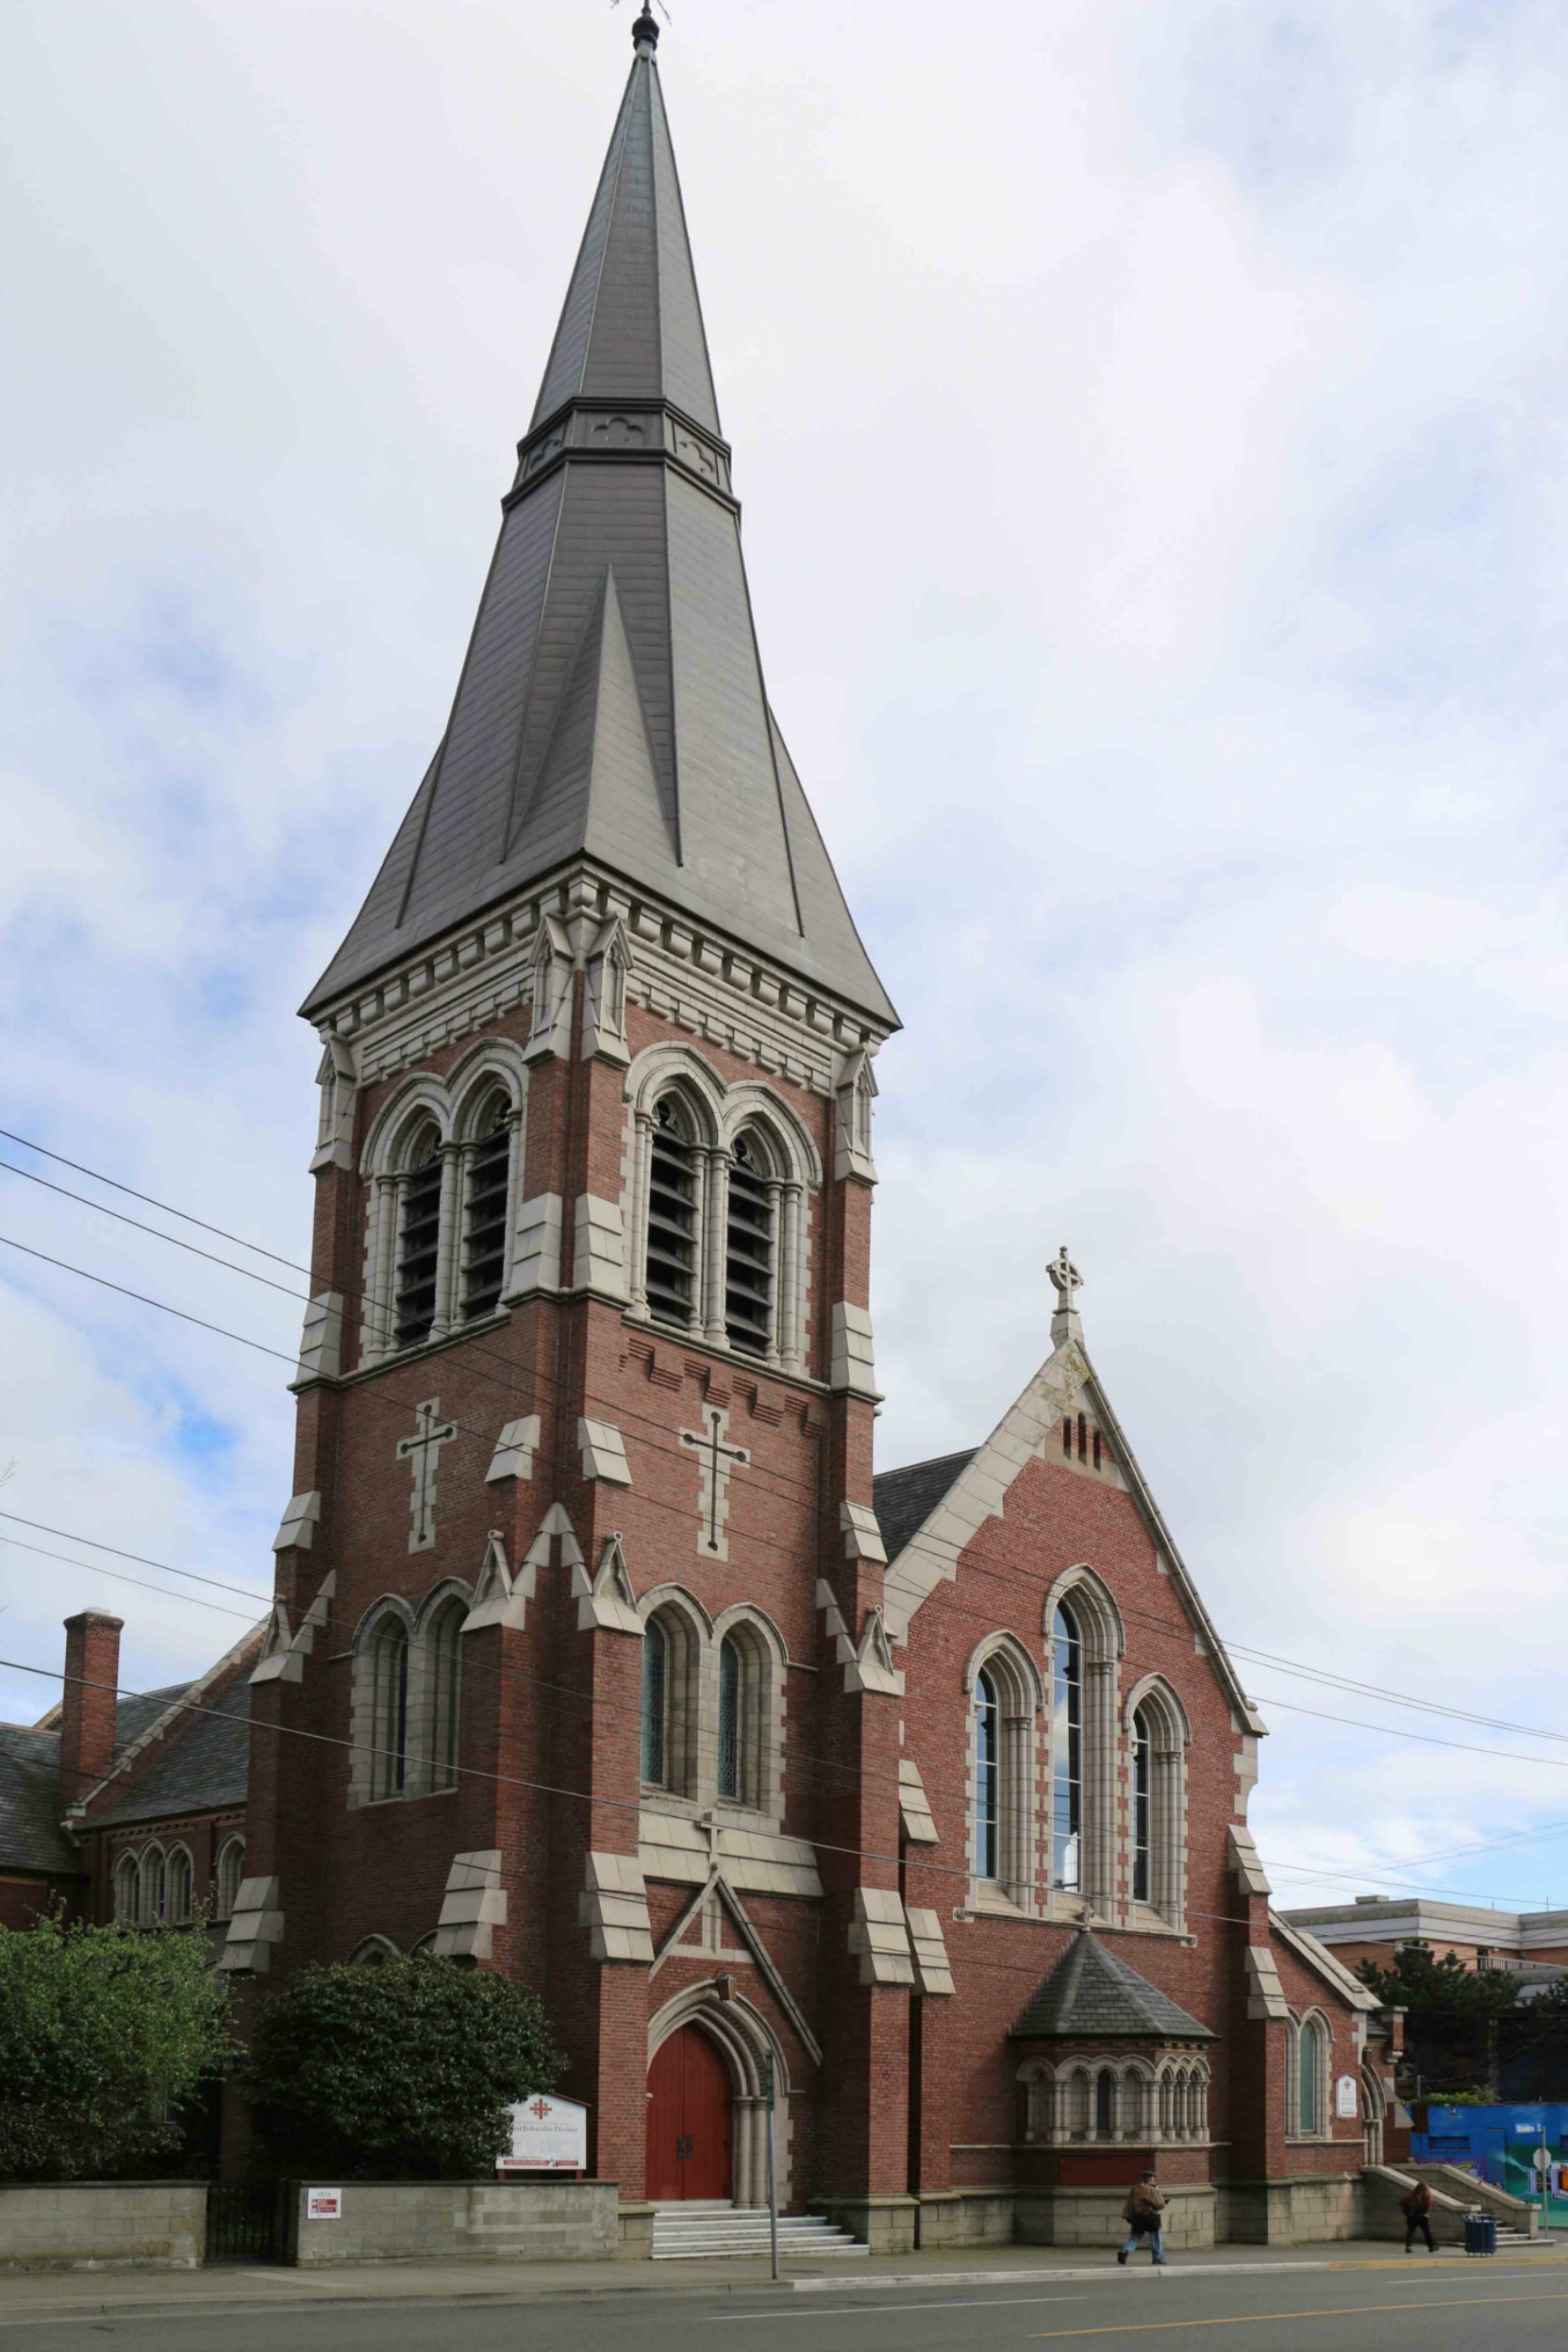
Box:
[649,2203,869,2260]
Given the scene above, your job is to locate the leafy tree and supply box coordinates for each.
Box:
[0,1910,234,2181]
[241,1954,565,2177]
[1504,1980,1568,2101]
[1358,1941,1521,2097]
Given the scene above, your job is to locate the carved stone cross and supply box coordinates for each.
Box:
[1047,1244,1082,1309]
[679,1406,750,1561]
[396,1397,458,1553]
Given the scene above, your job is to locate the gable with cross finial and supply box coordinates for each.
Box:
[679,1406,750,1561]
[396,1398,459,1552]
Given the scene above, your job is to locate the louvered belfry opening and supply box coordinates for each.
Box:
[725,1133,772,1353]
[646,1100,698,1324]
[395,1126,443,1346]
[462,1095,510,1320]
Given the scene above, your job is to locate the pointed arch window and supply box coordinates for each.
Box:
[641,1615,668,1786]
[646,1100,699,1326]
[1132,1706,1152,1905]
[1094,2068,1115,2139]
[718,1634,742,1799]
[461,1093,511,1321]
[1051,1601,1083,1893]
[141,1844,168,1927]
[165,1846,193,1927]
[113,1851,140,1925]
[975,1669,1001,1882]
[371,1616,410,1800]
[395,1124,443,1347]
[215,1837,244,1920]
[424,1598,464,1793]
[725,1132,775,1355]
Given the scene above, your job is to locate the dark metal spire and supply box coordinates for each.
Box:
[303,24,895,1031]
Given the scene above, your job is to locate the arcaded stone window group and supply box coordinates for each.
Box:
[111,1833,243,1928]
[640,1591,786,1822]
[1018,2054,1212,2145]
[968,1570,1189,1927]
[349,1590,467,1808]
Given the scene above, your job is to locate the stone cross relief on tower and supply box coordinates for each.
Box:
[679,1407,750,1561]
[396,1398,459,1553]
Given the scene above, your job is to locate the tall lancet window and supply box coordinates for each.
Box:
[395,1125,443,1347]
[646,1100,698,1325]
[1132,1705,1153,1905]
[641,1615,668,1786]
[371,1617,410,1800]
[425,1598,464,1793]
[975,1668,1001,1882]
[1051,1601,1083,1893]
[717,1634,742,1799]
[461,1093,511,1321]
[725,1132,774,1355]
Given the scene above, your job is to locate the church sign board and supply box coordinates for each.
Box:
[499,2093,588,2173]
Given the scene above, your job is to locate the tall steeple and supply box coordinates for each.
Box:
[304,14,895,1031]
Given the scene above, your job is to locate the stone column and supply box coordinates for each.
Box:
[430,1143,462,1337]
[701,1147,728,1346]
[626,1109,653,1319]
[778,1182,803,1371]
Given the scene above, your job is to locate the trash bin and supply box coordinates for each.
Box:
[1464,2210,1496,2256]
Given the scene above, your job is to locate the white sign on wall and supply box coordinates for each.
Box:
[1336,2076,1359,2121]
[498,2093,588,2174]
[305,2188,342,2220]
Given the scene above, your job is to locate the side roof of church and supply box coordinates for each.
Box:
[304,10,894,1032]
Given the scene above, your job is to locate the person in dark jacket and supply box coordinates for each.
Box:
[1118,2169,1168,2265]
[1401,2178,1436,2253]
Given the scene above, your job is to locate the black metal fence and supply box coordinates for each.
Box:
[206,2180,285,2263]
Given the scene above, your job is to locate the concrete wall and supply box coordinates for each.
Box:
[287,2179,618,2265]
[914,2189,1015,2248]
[1220,2174,1361,2246]
[1015,2185,1216,2249]
[0,2184,207,2271]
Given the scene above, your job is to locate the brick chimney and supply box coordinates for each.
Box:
[58,1611,123,1812]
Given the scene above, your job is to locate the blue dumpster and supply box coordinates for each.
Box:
[1464,2211,1497,2257]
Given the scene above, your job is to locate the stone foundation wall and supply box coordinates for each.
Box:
[1221,2174,1361,2245]
[1014,2184,1216,2249]
[287,2180,618,2265]
[0,2184,208,2271]
[914,2189,1015,2248]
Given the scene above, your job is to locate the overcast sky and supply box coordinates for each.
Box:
[2,0,1564,1918]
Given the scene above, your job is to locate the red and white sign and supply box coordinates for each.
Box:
[305,2188,342,2221]
[498,2093,588,2174]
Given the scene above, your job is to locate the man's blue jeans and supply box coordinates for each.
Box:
[1123,2225,1164,2262]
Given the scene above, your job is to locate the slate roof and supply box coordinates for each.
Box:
[0,1678,250,1874]
[1010,1929,1215,2043]
[873,1450,976,1562]
[303,17,895,1031]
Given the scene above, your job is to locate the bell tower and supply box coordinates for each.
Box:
[235,8,906,2216]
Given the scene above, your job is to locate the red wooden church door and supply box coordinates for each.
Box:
[645,2026,733,2201]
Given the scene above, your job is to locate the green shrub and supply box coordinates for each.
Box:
[241,1954,564,2177]
[0,1910,234,2180]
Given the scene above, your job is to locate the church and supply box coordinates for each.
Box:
[1,10,1403,2252]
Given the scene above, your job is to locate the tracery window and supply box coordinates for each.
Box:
[1126,1679,1187,1928]
[1132,1706,1152,1905]
[394,1124,443,1348]
[460,1093,511,1321]
[967,1637,1039,1908]
[370,1616,410,1800]
[640,1601,699,1798]
[214,1836,244,1919]
[1051,1601,1083,1893]
[646,1100,700,1326]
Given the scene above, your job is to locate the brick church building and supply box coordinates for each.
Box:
[1,10,1404,2251]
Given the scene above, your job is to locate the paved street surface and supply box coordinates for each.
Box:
[3,2249,1566,2352]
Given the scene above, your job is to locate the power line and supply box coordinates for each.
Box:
[0,1514,276,1604]
[0,1537,266,1622]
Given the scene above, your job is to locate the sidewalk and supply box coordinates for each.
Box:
[3,2238,1563,2327]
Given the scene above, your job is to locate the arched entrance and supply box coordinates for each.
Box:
[646,2023,733,2201]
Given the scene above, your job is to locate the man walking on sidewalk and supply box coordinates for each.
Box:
[1118,2168,1168,2266]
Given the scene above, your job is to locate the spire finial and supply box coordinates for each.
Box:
[631,4,659,57]
[1048,1243,1083,1347]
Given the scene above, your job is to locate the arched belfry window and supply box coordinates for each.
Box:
[461,1093,511,1321]
[371,1616,410,1800]
[725,1132,775,1355]
[395,1124,443,1347]
[646,1099,699,1326]
[1051,1601,1083,1893]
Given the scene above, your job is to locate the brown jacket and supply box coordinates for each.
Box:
[1123,2184,1167,2225]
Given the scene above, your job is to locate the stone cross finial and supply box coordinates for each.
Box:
[1048,1244,1083,1346]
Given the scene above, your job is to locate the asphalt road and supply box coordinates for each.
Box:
[5,2261,1566,2352]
